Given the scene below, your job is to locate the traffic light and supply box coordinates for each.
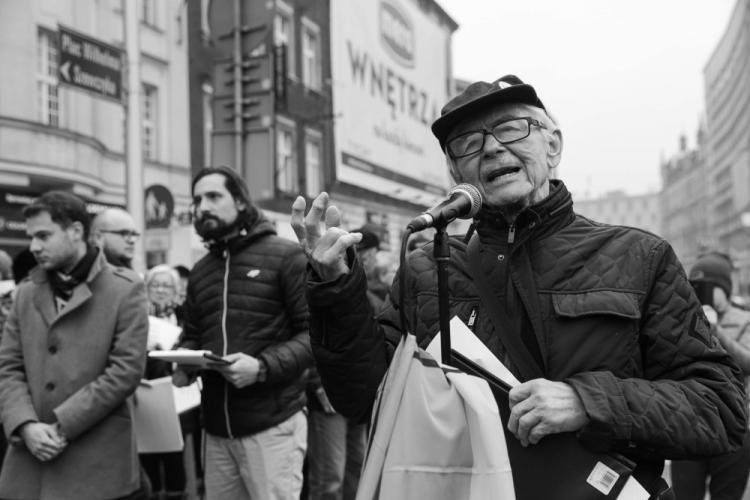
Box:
[212,53,274,133]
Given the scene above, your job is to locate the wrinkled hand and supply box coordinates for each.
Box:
[507,379,589,447]
[20,422,67,462]
[290,193,362,282]
[213,352,261,388]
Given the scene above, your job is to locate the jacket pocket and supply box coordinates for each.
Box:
[552,290,641,320]
[547,290,642,376]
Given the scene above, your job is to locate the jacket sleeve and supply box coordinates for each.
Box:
[0,289,39,439]
[307,250,406,424]
[256,245,314,383]
[568,241,747,459]
[53,279,149,440]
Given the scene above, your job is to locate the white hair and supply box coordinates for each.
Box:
[144,264,181,290]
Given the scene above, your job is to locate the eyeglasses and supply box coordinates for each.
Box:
[445,117,547,158]
[148,283,175,290]
[100,229,141,240]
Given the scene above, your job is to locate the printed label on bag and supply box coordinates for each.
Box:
[586,461,620,495]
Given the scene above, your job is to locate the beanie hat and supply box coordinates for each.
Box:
[689,252,733,298]
[353,226,380,252]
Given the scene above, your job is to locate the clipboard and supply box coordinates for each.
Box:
[450,350,645,499]
[148,349,231,368]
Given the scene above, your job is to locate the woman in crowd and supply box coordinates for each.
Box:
[141,265,188,500]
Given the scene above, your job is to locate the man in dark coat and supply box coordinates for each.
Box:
[291,75,748,498]
[174,166,312,500]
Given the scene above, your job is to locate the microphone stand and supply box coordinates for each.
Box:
[433,223,453,366]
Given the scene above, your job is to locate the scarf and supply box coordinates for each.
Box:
[48,244,98,303]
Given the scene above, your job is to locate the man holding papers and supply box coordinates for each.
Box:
[174,166,312,500]
[291,75,747,498]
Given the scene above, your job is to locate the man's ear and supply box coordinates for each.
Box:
[235,199,247,213]
[69,221,86,243]
[547,128,563,169]
[89,229,103,247]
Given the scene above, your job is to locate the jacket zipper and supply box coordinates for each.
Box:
[508,224,516,244]
[221,251,233,438]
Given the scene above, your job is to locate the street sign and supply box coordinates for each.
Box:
[57,26,123,102]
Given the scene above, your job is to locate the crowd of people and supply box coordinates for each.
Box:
[0,73,749,500]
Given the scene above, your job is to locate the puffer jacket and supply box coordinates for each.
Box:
[180,214,312,438]
[308,180,747,490]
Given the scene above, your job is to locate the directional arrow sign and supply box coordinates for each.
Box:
[57,25,123,102]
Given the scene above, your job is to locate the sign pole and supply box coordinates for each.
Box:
[232,0,243,171]
[124,0,144,273]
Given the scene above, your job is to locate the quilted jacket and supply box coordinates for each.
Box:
[179,214,313,438]
[308,180,747,488]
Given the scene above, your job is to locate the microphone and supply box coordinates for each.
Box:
[407,183,482,232]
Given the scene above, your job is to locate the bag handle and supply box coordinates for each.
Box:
[466,233,544,381]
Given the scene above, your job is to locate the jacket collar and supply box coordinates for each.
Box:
[474,179,575,243]
[207,212,277,257]
[31,249,108,326]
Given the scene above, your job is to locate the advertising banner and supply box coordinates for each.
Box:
[331,0,452,206]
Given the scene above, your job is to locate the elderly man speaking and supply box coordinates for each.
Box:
[291,75,747,498]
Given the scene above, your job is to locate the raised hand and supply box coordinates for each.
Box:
[290,192,362,281]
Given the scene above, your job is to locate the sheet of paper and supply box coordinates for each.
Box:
[173,379,202,414]
[133,376,184,453]
[147,316,182,350]
[427,316,520,387]
[616,476,650,500]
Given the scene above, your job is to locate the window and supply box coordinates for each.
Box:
[142,0,158,27]
[301,18,321,90]
[274,0,295,78]
[305,131,323,197]
[202,82,214,167]
[276,120,298,193]
[141,84,158,160]
[37,27,60,127]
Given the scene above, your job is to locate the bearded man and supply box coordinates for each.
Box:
[173,166,312,500]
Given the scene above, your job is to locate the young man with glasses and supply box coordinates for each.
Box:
[291,75,747,498]
[90,207,141,269]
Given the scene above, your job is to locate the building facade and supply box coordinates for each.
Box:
[0,0,194,269]
[189,0,458,248]
[574,191,662,236]
[703,0,750,294]
[659,130,713,269]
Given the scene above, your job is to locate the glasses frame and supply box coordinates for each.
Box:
[148,282,175,291]
[446,116,547,159]
[99,229,141,240]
